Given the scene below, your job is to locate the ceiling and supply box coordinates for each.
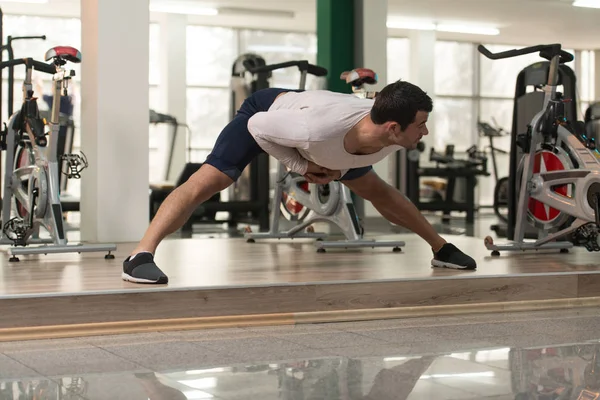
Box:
[1,0,600,49]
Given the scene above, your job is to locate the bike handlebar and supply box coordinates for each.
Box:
[9,35,46,41]
[478,43,574,63]
[0,57,55,75]
[244,60,328,77]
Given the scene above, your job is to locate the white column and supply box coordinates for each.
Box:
[408,30,436,145]
[408,30,436,96]
[80,0,149,243]
[354,0,388,91]
[354,0,389,217]
[157,13,188,182]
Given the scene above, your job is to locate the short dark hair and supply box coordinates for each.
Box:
[370,80,433,131]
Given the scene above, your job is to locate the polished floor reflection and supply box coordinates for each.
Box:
[2,307,600,399]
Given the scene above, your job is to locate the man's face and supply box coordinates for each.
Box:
[389,111,429,150]
[399,111,429,149]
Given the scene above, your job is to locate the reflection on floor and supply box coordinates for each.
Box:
[2,307,600,399]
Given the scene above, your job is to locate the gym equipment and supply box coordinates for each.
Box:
[146,110,222,226]
[185,54,271,230]
[405,143,489,223]
[227,53,271,216]
[478,43,600,256]
[244,63,404,253]
[491,59,578,240]
[0,46,116,261]
[149,109,191,183]
[585,102,600,143]
[0,7,44,194]
[0,7,46,131]
[477,120,509,222]
[150,54,274,234]
[340,67,378,99]
[0,9,80,215]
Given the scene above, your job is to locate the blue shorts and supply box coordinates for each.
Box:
[203,88,373,182]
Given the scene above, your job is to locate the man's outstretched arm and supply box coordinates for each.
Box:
[342,170,446,252]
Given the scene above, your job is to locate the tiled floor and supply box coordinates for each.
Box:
[3,307,600,399]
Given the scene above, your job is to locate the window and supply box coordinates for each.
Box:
[238,29,319,89]
[3,15,82,79]
[148,23,166,182]
[149,84,170,182]
[478,99,513,150]
[435,41,474,96]
[184,25,237,158]
[149,23,161,86]
[186,25,238,87]
[1,15,82,127]
[478,98,513,204]
[186,87,230,153]
[432,41,476,152]
[579,50,596,120]
[479,44,550,98]
[432,98,475,150]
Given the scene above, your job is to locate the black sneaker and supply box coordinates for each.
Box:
[431,243,477,270]
[122,252,169,284]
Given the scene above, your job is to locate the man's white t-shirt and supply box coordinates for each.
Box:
[247,90,403,178]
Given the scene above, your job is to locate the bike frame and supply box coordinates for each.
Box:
[1,59,69,244]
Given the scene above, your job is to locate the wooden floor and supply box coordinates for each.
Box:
[0,231,599,339]
[1,233,599,294]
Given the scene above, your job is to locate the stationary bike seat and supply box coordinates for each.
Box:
[44,46,82,64]
[340,68,378,87]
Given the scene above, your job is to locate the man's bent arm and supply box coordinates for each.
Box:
[248,110,311,174]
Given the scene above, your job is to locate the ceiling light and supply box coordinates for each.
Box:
[386,20,436,30]
[149,3,218,16]
[384,356,410,361]
[0,0,48,3]
[421,371,495,379]
[573,0,600,8]
[387,18,499,36]
[437,24,500,35]
[218,7,295,18]
[246,45,316,54]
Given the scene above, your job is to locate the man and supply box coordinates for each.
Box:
[122,80,477,284]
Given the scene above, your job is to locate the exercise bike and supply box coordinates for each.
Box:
[244,63,404,253]
[0,46,116,261]
[480,43,600,256]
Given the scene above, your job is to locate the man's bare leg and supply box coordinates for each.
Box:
[370,191,446,251]
[131,163,234,256]
[343,170,476,270]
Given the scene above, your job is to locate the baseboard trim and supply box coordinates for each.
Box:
[2,296,599,342]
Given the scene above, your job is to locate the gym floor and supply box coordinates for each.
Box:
[0,210,598,399]
[2,307,600,399]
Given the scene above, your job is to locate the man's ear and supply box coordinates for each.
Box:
[388,121,400,133]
